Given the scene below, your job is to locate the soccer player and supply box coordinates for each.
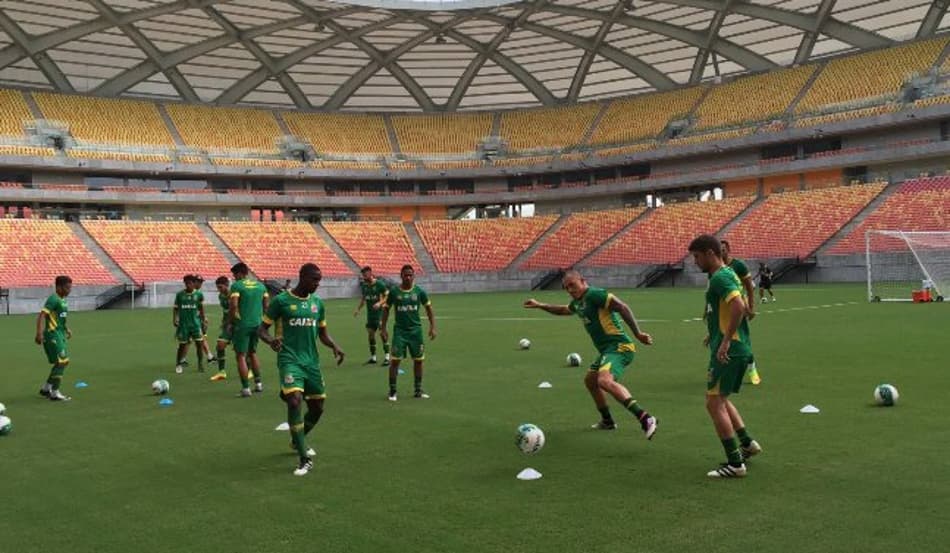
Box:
[228,262,269,397]
[191,274,216,366]
[35,275,73,401]
[259,263,345,476]
[173,275,210,374]
[688,235,762,478]
[524,270,658,439]
[720,239,761,385]
[210,275,231,381]
[756,263,776,303]
[379,265,436,401]
[353,266,390,364]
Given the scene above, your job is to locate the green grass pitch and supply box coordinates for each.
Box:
[1,284,948,553]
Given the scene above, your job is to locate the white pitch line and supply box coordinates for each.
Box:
[680,301,859,321]
[439,316,672,322]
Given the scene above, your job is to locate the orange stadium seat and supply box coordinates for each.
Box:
[322,221,422,276]
[590,87,706,146]
[209,222,352,279]
[0,219,117,286]
[33,93,175,147]
[283,113,392,155]
[164,104,282,153]
[829,178,950,254]
[693,65,816,130]
[519,208,645,271]
[585,196,755,266]
[415,216,558,273]
[499,104,600,151]
[392,113,492,155]
[82,221,230,284]
[723,182,886,259]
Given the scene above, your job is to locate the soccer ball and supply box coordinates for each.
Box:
[0,402,5,416]
[566,353,582,367]
[151,379,170,395]
[515,423,545,455]
[0,415,11,436]
[873,384,899,406]
[519,338,531,350]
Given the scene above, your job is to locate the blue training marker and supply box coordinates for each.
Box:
[158,398,174,406]
[397,368,406,375]
[74,381,89,388]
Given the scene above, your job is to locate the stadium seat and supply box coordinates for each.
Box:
[322,222,423,276]
[82,221,230,284]
[499,104,600,151]
[164,104,282,153]
[723,182,886,259]
[693,65,816,130]
[0,144,56,157]
[519,208,645,270]
[33,93,175,146]
[829,177,950,254]
[0,89,32,138]
[209,222,353,279]
[283,113,392,155]
[415,216,558,273]
[585,196,756,266]
[0,219,117,286]
[392,113,492,155]
[590,87,706,145]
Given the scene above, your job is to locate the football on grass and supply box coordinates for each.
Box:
[151,379,170,395]
[516,423,545,455]
[873,384,899,406]
[566,353,582,367]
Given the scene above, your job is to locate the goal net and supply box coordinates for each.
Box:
[866,230,950,302]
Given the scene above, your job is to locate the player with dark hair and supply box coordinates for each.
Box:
[173,275,210,374]
[688,234,762,478]
[379,264,436,401]
[353,266,390,364]
[756,263,776,303]
[36,275,73,401]
[259,263,345,476]
[524,270,658,438]
[191,274,216,367]
[720,239,761,385]
[210,275,231,381]
[229,262,269,397]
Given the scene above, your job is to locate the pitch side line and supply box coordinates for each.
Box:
[681,301,859,322]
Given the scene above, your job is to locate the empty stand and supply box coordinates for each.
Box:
[283,113,392,155]
[723,182,886,259]
[164,104,282,153]
[392,113,492,155]
[82,221,230,284]
[0,89,32,137]
[520,208,645,271]
[0,144,56,157]
[33,93,174,146]
[322,221,422,276]
[0,219,117,286]
[830,178,950,254]
[210,222,352,279]
[590,87,706,146]
[499,104,600,151]
[694,65,816,130]
[415,216,558,273]
[586,196,756,266]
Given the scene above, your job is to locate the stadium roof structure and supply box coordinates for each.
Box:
[0,0,947,112]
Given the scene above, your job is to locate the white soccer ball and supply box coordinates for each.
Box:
[873,383,899,406]
[0,402,6,416]
[519,338,531,350]
[0,415,12,436]
[566,353,582,367]
[515,423,545,455]
[151,379,170,395]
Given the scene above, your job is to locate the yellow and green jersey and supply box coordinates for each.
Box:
[568,287,633,354]
[263,291,326,368]
[218,291,229,324]
[41,294,68,336]
[705,266,752,354]
[230,278,268,329]
[727,257,752,340]
[174,289,202,329]
[387,285,430,333]
[360,280,388,309]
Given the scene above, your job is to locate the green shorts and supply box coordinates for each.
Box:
[365,314,382,331]
[392,328,425,361]
[43,333,69,365]
[589,344,636,380]
[231,325,259,354]
[280,362,326,399]
[176,325,203,344]
[217,320,232,343]
[707,347,753,397]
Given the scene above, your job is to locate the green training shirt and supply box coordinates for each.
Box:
[42,294,68,336]
[263,291,326,368]
[387,284,430,333]
[174,289,202,329]
[230,278,268,328]
[705,266,751,355]
[360,279,389,318]
[568,287,633,354]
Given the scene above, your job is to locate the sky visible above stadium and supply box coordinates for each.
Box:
[0,0,945,111]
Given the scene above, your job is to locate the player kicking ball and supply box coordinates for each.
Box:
[688,235,762,478]
[524,270,658,439]
[259,263,344,476]
[36,275,73,401]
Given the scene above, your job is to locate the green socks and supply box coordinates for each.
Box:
[383,342,390,354]
[47,365,64,390]
[288,404,308,459]
[597,406,613,423]
[722,436,743,466]
[240,376,250,389]
[216,349,226,372]
[623,397,645,418]
[303,409,323,435]
[369,339,377,356]
[736,427,753,448]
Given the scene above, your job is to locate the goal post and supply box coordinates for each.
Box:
[866,230,950,302]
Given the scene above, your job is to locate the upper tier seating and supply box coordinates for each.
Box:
[34,93,175,146]
[0,219,117,286]
[82,221,230,284]
[392,113,492,155]
[723,182,886,259]
[415,216,558,273]
[322,221,422,276]
[829,177,950,254]
[796,37,948,114]
[282,113,392,155]
[209,222,352,279]
[585,196,756,266]
[693,65,816,129]
[519,208,645,270]
[165,104,282,153]
[590,87,706,145]
[499,104,600,151]
[0,144,56,157]
[0,89,33,137]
